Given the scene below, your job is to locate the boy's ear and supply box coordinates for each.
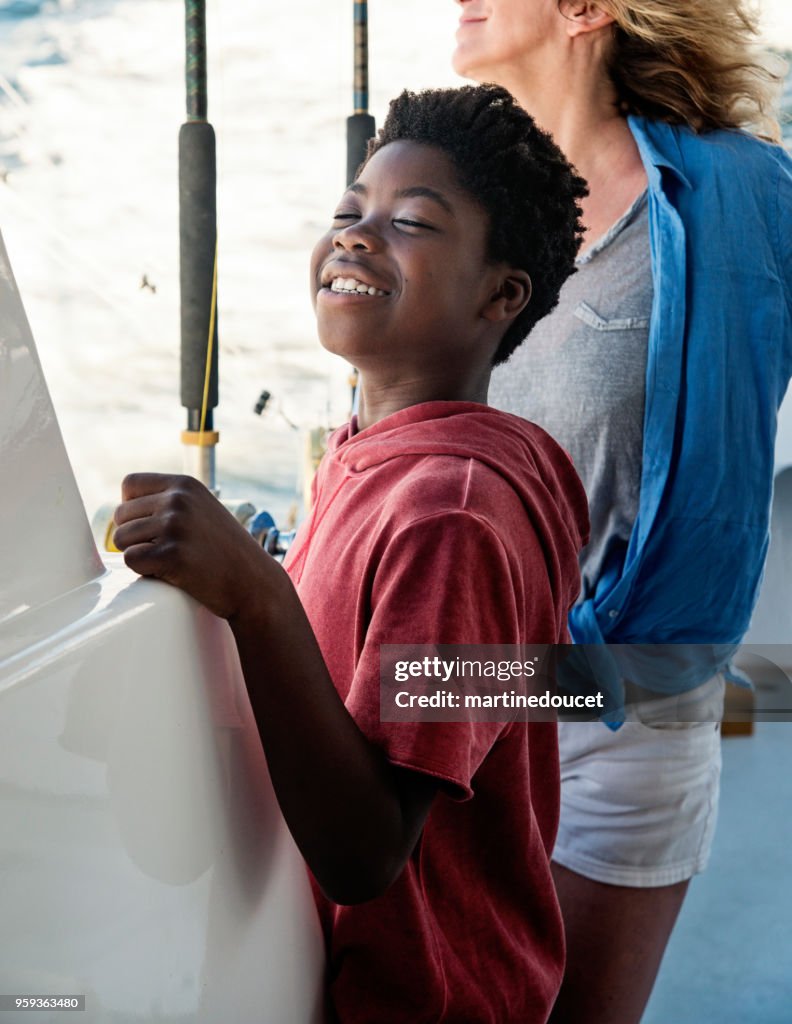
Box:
[482,270,532,326]
[558,1,615,37]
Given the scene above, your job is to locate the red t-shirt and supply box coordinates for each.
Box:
[284,402,588,1023]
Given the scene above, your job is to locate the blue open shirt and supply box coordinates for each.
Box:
[569,116,792,697]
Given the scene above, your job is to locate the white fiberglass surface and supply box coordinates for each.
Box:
[0,564,325,1022]
[0,228,103,623]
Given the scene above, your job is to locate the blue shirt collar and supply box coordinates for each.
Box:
[628,115,693,190]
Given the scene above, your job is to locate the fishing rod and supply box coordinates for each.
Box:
[345,1,376,411]
[176,3,373,489]
[179,0,219,490]
[347,0,376,186]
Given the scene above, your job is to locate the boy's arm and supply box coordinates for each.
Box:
[114,472,438,906]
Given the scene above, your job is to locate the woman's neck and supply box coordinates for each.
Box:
[500,49,648,253]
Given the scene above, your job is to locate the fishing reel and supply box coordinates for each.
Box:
[208,502,298,560]
[247,510,297,560]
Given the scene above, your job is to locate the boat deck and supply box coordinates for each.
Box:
[644,720,792,1023]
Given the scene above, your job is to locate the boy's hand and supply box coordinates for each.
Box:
[113,472,274,621]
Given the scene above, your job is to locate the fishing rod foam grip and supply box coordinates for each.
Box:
[346,112,376,185]
[179,120,218,411]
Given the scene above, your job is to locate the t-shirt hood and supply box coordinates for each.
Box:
[326,400,589,608]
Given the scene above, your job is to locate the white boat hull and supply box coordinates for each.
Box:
[0,230,324,1022]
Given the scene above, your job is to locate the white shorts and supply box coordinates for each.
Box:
[552,675,725,887]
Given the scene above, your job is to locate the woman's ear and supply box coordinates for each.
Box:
[482,270,532,325]
[559,1,616,38]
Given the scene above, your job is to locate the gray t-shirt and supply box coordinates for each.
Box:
[489,191,652,601]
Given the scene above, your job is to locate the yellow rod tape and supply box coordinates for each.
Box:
[181,429,220,446]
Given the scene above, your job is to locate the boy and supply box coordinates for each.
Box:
[114,85,589,1022]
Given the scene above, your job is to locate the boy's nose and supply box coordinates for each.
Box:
[333,219,381,253]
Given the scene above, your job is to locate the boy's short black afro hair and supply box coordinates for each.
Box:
[363,84,588,366]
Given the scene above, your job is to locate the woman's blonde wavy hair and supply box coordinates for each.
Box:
[588,0,786,141]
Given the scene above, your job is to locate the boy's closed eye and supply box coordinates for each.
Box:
[332,211,437,232]
[392,217,436,231]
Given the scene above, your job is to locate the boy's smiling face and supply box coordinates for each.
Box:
[311,140,527,392]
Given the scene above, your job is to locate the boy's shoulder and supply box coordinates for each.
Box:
[322,401,587,549]
[379,450,530,530]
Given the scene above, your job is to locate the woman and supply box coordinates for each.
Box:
[451,2,792,1022]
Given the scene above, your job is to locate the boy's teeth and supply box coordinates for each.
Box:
[330,276,386,296]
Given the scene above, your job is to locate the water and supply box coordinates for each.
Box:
[0,0,461,522]
[0,1,790,523]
